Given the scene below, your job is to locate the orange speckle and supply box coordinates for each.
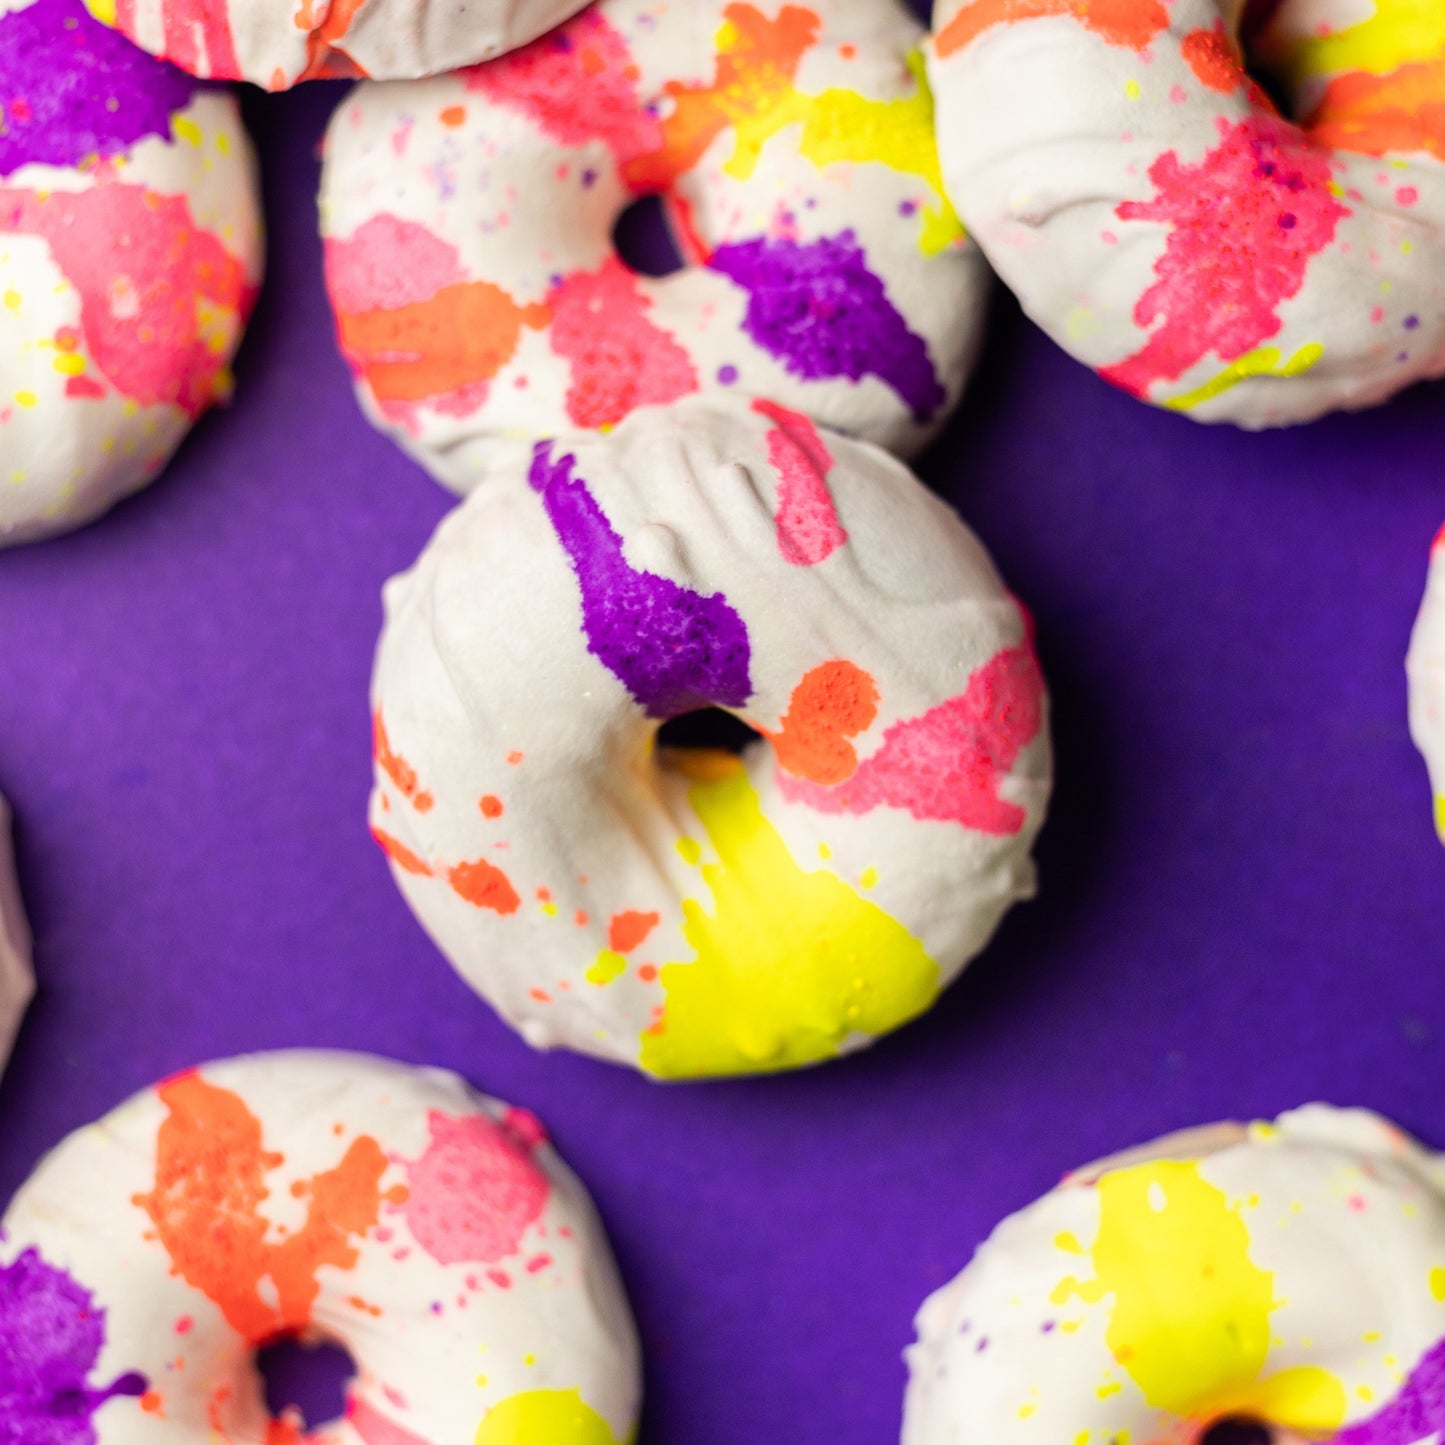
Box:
[140,1390,163,1415]
[348,1295,383,1315]
[507,750,524,765]
[839,42,856,58]
[536,886,552,903]
[934,0,1168,58]
[1181,24,1244,93]
[447,857,521,915]
[763,659,879,785]
[373,711,434,811]
[414,791,434,813]
[574,909,589,926]
[479,794,504,818]
[439,104,466,126]
[529,987,552,1003]
[637,964,658,983]
[371,826,433,878]
[608,909,660,954]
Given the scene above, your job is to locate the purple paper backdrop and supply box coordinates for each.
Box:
[0,55,1443,1445]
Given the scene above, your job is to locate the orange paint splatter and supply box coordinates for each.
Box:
[371,826,431,877]
[507,751,525,765]
[934,0,1168,58]
[762,660,879,785]
[438,105,466,126]
[296,0,369,84]
[373,712,429,806]
[1306,57,1445,163]
[135,1072,393,1345]
[608,909,660,954]
[140,1391,163,1414]
[1181,24,1245,93]
[447,858,522,915]
[479,794,504,818]
[264,1417,305,1445]
[623,3,820,191]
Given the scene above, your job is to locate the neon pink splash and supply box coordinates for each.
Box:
[777,643,1044,835]
[1099,115,1348,398]
[324,214,463,314]
[752,398,846,566]
[349,1397,433,1445]
[463,9,661,166]
[0,181,253,416]
[136,0,240,79]
[547,258,698,428]
[401,1111,549,1267]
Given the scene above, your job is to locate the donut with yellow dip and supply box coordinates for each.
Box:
[904,1105,1445,1445]
[0,1049,642,1443]
[368,397,1051,1079]
[926,0,1445,427]
[319,0,987,491]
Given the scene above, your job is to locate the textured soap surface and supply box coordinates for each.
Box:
[0,62,1440,1445]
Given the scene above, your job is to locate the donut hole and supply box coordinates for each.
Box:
[1202,1416,1277,1445]
[255,1335,356,1432]
[612,194,687,279]
[657,708,762,757]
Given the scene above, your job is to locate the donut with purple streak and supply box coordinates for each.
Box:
[318,0,988,493]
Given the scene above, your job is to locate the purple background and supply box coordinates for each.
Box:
[1,47,1443,1445]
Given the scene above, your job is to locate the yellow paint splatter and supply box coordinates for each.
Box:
[1055,1160,1347,1433]
[1166,343,1325,413]
[1270,0,1445,85]
[1430,1265,1445,1301]
[639,756,937,1078]
[586,951,627,986]
[474,1389,623,1445]
[171,115,203,147]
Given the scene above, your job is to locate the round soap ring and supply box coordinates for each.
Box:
[319,0,987,492]
[904,1104,1445,1445]
[0,1049,642,1443]
[927,0,1445,427]
[0,0,262,546]
[369,396,1050,1079]
[1407,524,1445,844]
[80,0,591,89]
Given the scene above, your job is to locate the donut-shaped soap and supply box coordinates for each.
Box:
[0,792,34,1079]
[83,0,589,89]
[1408,524,1445,844]
[319,0,987,492]
[0,0,262,547]
[927,0,1445,428]
[904,1105,1445,1445]
[369,398,1051,1078]
[0,1050,641,1442]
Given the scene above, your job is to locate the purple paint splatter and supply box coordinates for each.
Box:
[528,441,752,719]
[1330,1334,1445,1445]
[708,230,945,422]
[0,0,194,179]
[0,1247,146,1444]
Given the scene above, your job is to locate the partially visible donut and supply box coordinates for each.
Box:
[1407,524,1445,844]
[0,0,262,546]
[0,1049,641,1442]
[905,1105,1445,1445]
[369,397,1050,1078]
[319,0,987,491]
[927,0,1445,427]
[82,0,590,89]
[0,792,34,1080]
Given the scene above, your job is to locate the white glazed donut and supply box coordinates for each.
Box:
[0,1049,641,1443]
[319,0,988,492]
[1407,525,1445,845]
[83,0,590,89]
[0,0,262,547]
[926,0,1445,428]
[0,792,34,1079]
[369,397,1051,1079]
[904,1105,1445,1445]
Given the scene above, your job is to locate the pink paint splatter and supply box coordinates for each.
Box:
[1099,114,1348,399]
[547,258,698,428]
[751,398,847,566]
[113,0,240,80]
[463,9,661,167]
[402,1111,549,1267]
[0,181,254,415]
[324,214,464,314]
[348,1397,434,1445]
[777,643,1044,835]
